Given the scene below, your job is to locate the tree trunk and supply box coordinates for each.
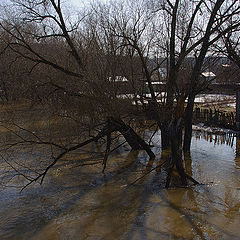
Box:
[182,1,225,151]
[109,117,155,159]
[159,120,170,150]
[166,118,199,188]
[183,94,195,151]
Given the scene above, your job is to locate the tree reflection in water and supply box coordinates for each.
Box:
[1,130,240,239]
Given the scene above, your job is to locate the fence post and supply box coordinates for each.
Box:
[209,108,212,123]
[196,107,200,119]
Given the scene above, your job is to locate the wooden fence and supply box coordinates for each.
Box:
[193,107,236,129]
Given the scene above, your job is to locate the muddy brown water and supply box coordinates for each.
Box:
[0,129,240,240]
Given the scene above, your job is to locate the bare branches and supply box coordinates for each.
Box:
[0,122,67,152]
[49,0,84,67]
[0,0,86,79]
[0,116,155,191]
[19,130,105,191]
[0,22,84,78]
[216,24,240,68]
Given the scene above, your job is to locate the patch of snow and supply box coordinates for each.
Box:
[193,123,237,135]
[145,82,164,85]
[116,94,134,99]
[194,94,235,104]
[222,64,231,67]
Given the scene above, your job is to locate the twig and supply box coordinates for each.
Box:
[129,160,167,186]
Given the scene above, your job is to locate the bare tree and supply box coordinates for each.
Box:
[183,0,240,150]
[88,0,240,186]
[0,0,156,190]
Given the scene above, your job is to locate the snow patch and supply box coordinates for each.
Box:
[193,123,237,135]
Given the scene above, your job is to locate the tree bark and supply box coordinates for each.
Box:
[166,118,198,188]
[183,94,195,151]
[159,120,170,150]
[108,117,155,159]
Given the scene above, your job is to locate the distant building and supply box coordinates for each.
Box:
[108,76,128,82]
[201,71,216,83]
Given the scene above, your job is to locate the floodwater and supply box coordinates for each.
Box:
[0,127,240,240]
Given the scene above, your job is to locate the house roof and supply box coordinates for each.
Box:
[201,72,216,77]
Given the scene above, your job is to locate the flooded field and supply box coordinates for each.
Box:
[0,116,239,240]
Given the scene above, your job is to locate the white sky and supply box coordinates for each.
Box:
[1,0,106,8]
[69,0,108,8]
[69,0,87,8]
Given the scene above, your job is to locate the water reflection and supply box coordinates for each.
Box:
[236,137,240,158]
[0,131,240,239]
[193,130,240,171]
[194,131,235,147]
[184,151,193,176]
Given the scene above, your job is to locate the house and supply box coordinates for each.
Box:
[201,71,216,83]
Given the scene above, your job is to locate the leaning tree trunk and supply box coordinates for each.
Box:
[97,117,155,172]
[109,117,155,159]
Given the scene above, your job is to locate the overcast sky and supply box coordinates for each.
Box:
[70,0,108,8]
[69,0,86,8]
[1,0,106,8]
